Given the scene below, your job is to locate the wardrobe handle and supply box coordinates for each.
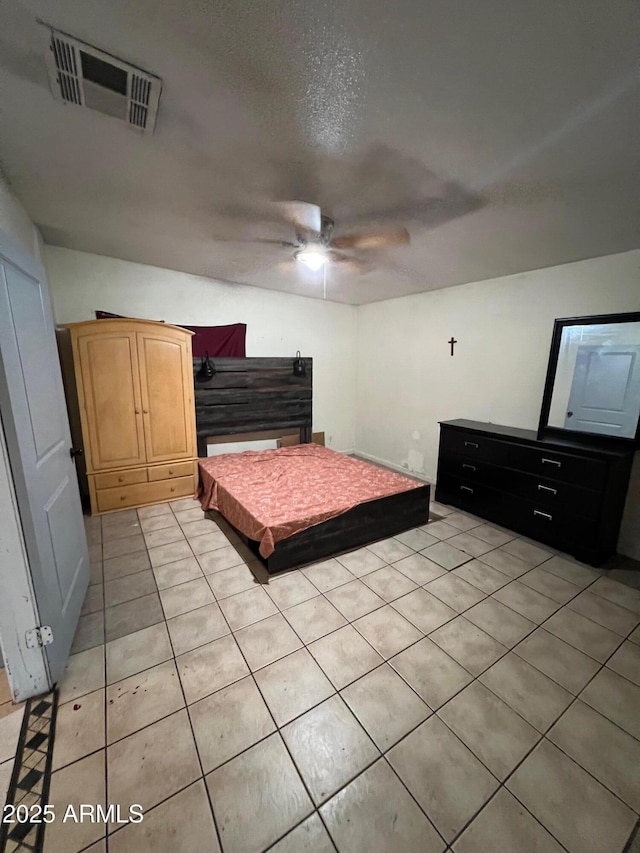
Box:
[533,510,552,520]
[541,457,561,468]
[537,484,557,495]
[460,485,474,494]
[143,409,149,414]
[462,463,476,471]
[464,441,479,449]
[135,409,140,414]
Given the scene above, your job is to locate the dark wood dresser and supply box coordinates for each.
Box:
[435,419,635,566]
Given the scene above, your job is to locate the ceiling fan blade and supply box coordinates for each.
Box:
[212,236,297,247]
[325,252,370,275]
[271,201,322,235]
[331,227,410,251]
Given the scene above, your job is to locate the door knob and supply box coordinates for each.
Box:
[70,447,83,459]
[567,411,573,418]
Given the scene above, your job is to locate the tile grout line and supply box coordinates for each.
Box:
[90,516,640,740]
[73,505,640,851]
[183,506,446,850]
[168,517,531,849]
[81,519,639,719]
[428,570,640,848]
[100,518,110,853]
[170,519,342,853]
[101,504,225,851]
[65,555,639,815]
[137,505,226,853]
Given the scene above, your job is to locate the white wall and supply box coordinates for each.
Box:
[0,168,43,261]
[355,249,640,558]
[45,247,357,452]
[41,241,640,558]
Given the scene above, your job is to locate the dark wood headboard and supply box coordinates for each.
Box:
[193,357,312,456]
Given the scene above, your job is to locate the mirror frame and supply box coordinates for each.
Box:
[538,310,640,448]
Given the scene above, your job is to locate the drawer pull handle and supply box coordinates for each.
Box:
[168,469,173,475]
[462,463,476,471]
[534,510,553,520]
[118,477,124,483]
[120,495,126,501]
[464,441,479,449]
[537,484,557,495]
[541,457,561,468]
[460,485,474,494]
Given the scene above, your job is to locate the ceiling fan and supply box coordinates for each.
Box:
[237,200,411,274]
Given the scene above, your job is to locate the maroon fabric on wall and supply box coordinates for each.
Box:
[95,312,246,357]
[184,324,246,357]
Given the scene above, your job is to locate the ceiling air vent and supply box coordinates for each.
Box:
[41,25,162,134]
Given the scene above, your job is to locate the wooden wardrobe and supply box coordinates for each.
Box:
[59,319,197,514]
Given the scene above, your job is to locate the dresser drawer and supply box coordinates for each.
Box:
[96,476,194,512]
[437,420,633,566]
[435,473,504,516]
[436,473,597,550]
[512,498,598,550]
[148,461,195,482]
[440,427,606,489]
[505,444,606,489]
[94,469,148,489]
[438,456,601,518]
[439,428,510,466]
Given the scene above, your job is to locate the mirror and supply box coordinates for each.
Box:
[539,311,640,443]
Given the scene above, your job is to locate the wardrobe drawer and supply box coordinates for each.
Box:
[439,429,509,465]
[96,476,194,512]
[148,461,195,482]
[94,469,148,489]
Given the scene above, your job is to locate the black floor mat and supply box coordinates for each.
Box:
[0,691,57,853]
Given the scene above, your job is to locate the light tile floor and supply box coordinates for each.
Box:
[11,497,640,852]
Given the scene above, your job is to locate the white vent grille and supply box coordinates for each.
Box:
[129,74,151,128]
[42,25,161,134]
[50,35,82,104]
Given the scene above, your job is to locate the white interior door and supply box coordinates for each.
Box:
[0,232,89,695]
[566,344,640,437]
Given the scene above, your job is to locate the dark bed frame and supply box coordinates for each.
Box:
[193,355,430,574]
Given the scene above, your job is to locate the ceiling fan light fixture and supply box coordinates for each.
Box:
[294,248,327,272]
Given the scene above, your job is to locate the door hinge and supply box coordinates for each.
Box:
[25,626,54,649]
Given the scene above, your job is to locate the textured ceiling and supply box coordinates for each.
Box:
[0,0,638,304]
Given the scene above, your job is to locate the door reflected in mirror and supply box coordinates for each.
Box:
[547,320,640,439]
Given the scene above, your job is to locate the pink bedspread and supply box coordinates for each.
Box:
[197,444,423,558]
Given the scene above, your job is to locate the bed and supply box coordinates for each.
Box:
[197,443,430,573]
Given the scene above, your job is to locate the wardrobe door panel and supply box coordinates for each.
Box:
[76,332,146,470]
[137,330,195,463]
